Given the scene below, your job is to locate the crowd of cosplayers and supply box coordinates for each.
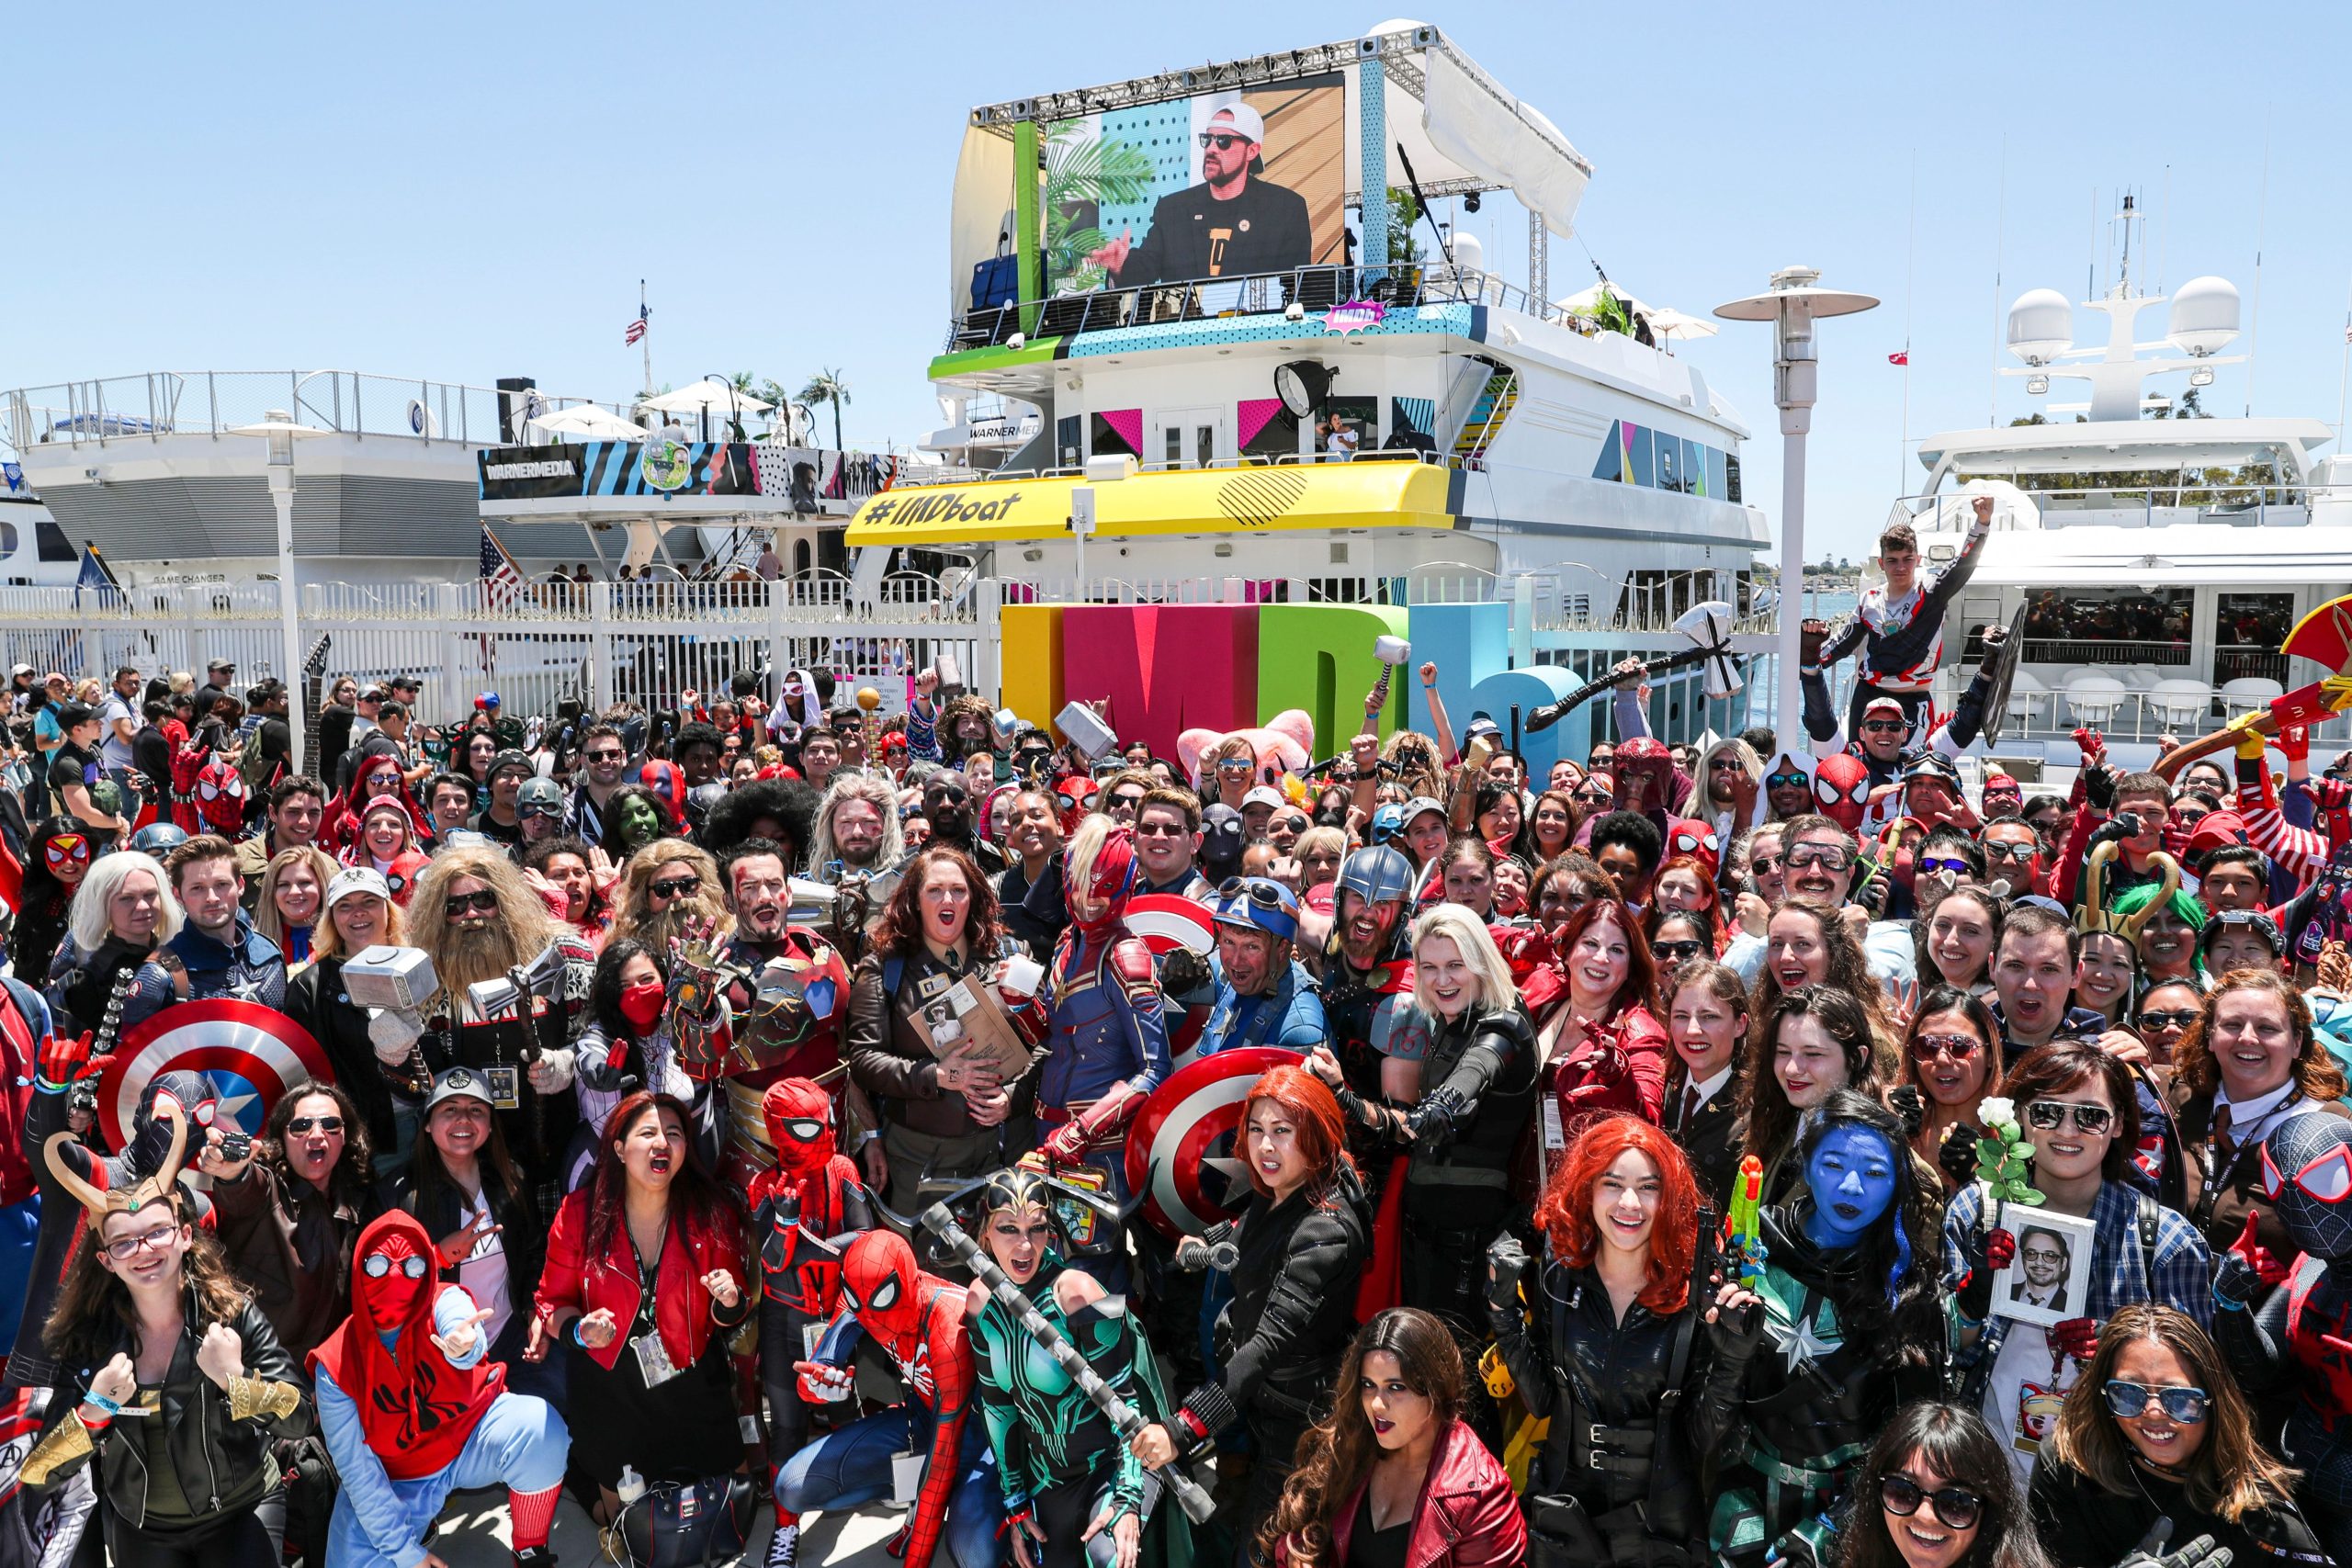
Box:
[22,558,2352,1568]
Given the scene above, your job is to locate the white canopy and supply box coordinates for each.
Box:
[1347,25,1593,241]
[639,379,775,417]
[528,404,647,441]
[1555,283,1652,318]
[1647,308,1719,342]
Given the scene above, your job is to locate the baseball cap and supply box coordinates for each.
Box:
[488,749,536,781]
[324,866,392,909]
[2188,810,2250,859]
[389,674,422,691]
[425,1066,496,1112]
[8,664,31,678]
[206,658,236,673]
[1204,102,1265,144]
[1463,714,1502,742]
[1861,695,1906,720]
[1240,785,1285,812]
[1400,795,1446,826]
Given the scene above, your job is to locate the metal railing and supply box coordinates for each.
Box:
[1894,482,2332,535]
[2,370,643,452]
[947,263,1623,353]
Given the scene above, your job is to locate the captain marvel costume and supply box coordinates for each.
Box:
[1036,824,1170,1207]
[309,1211,569,1568]
[749,1078,874,1548]
[776,1228,998,1568]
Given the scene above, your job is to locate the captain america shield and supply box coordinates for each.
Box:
[1123,894,1216,956]
[97,999,333,1149]
[1123,1046,1295,1239]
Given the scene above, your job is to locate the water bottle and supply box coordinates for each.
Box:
[616,1464,647,1506]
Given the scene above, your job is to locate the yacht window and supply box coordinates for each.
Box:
[2214,592,2294,687]
[2022,587,2192,669]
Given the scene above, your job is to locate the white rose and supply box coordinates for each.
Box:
[1976,1097,2016,1130]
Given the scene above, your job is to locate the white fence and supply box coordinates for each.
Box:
[0,576,999,727]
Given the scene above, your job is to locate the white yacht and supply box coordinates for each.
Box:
[1896,201,2352,767]
[842,21,1770,634]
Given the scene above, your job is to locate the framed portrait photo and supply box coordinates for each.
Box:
[1992,1204,2097,1328]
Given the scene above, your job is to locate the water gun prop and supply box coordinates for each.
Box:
[1726,1156,1764,1292]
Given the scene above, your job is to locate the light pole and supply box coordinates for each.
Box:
[1714,267,1878,750]
[227,408,327,772]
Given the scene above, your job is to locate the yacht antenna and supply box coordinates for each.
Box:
[2248,121,2270,415]
[2158,165,2171,296]
[2335,272,2350,445]
[1988,134,2007,429]
[1390,144,1455,274]
[2117,191,2136,297]
[1900,148,1916,489]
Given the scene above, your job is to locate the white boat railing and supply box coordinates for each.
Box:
[1893,482,2332,535]
[3,370,643,452]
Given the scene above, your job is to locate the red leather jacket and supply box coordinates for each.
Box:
[1282,1419,1526,1568]
[535,1188,747,1371]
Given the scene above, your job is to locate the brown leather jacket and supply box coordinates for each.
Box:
[843,944,1038,1139]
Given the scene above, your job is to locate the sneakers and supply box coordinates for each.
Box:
[514,1546,557,1568]
[763,1522,800,1568]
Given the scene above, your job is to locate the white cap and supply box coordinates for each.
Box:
[1205,102,1264,144]
[324,866,391,909]
[1240,785,1286,811]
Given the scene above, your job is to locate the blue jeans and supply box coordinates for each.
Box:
[776,1404,1001,1568]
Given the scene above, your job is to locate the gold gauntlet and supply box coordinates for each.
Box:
[19,1416,93,1486]
[227,1376,300,1424]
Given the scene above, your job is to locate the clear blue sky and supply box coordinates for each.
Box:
[7,1,2347,560]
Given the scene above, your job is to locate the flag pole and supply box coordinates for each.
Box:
[639,279,652,401]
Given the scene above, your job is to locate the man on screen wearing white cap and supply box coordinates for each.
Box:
[1085,99,1314,288]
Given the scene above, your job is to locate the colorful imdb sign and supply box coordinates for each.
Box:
[1000,599,1587,774]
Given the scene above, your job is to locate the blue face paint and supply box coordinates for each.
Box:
[1801,1125,1899,1251]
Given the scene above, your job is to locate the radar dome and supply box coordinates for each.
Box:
[1449,231,1484,275]
[2007,289,2073,365]
[2167,276,2241,356]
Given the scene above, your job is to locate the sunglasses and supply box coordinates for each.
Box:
[1908,1032,1983,1062]
[444,889,500,918]
[1861,718,1909,735]
[363,1252,430,1280]
[1575,789,1613,806]
[2102,1380,2210,1424]
[285,1116,343,1134]
[2133,1009,2199,1031]
[1652,939,1705,963]
[1747,855,1784,878]
[1764,771,1809,791]
[1918,855,1973,876]
[1879,1474,1983,1531]
[1708,757,1744,772]
[2026,1099,2114,1134]
[585,749,626,763]
[1197,132,1250,149]
[1216,759,1253,773]
[1136,821,1187,838]
[650,876,699,899]
[1983,841,2038,863]
[1108,792,1146,809]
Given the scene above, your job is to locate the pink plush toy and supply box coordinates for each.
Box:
[1177,709,1317,792]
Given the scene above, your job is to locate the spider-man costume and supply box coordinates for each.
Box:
[173,750,244,836]
[308,1212,569,1568]
[749,1079,874,1540]
[1038,827,1170,1207]
[2215,1114,2352,1564]
[775,1230,998,1568]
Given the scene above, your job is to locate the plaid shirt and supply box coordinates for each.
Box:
[1942,1179,2213,1391]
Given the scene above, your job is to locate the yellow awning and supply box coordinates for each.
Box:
[844,460,1456,546]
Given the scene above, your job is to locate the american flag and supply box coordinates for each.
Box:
[479,524,524,610]
[625,302,650,345]
[478,524,523,674]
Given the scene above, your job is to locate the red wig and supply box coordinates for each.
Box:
[1240,1066,1356,1201]
[1651,854,1728,943]
[1549,898,1657,1020]
[1531,1113,1699,1314]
